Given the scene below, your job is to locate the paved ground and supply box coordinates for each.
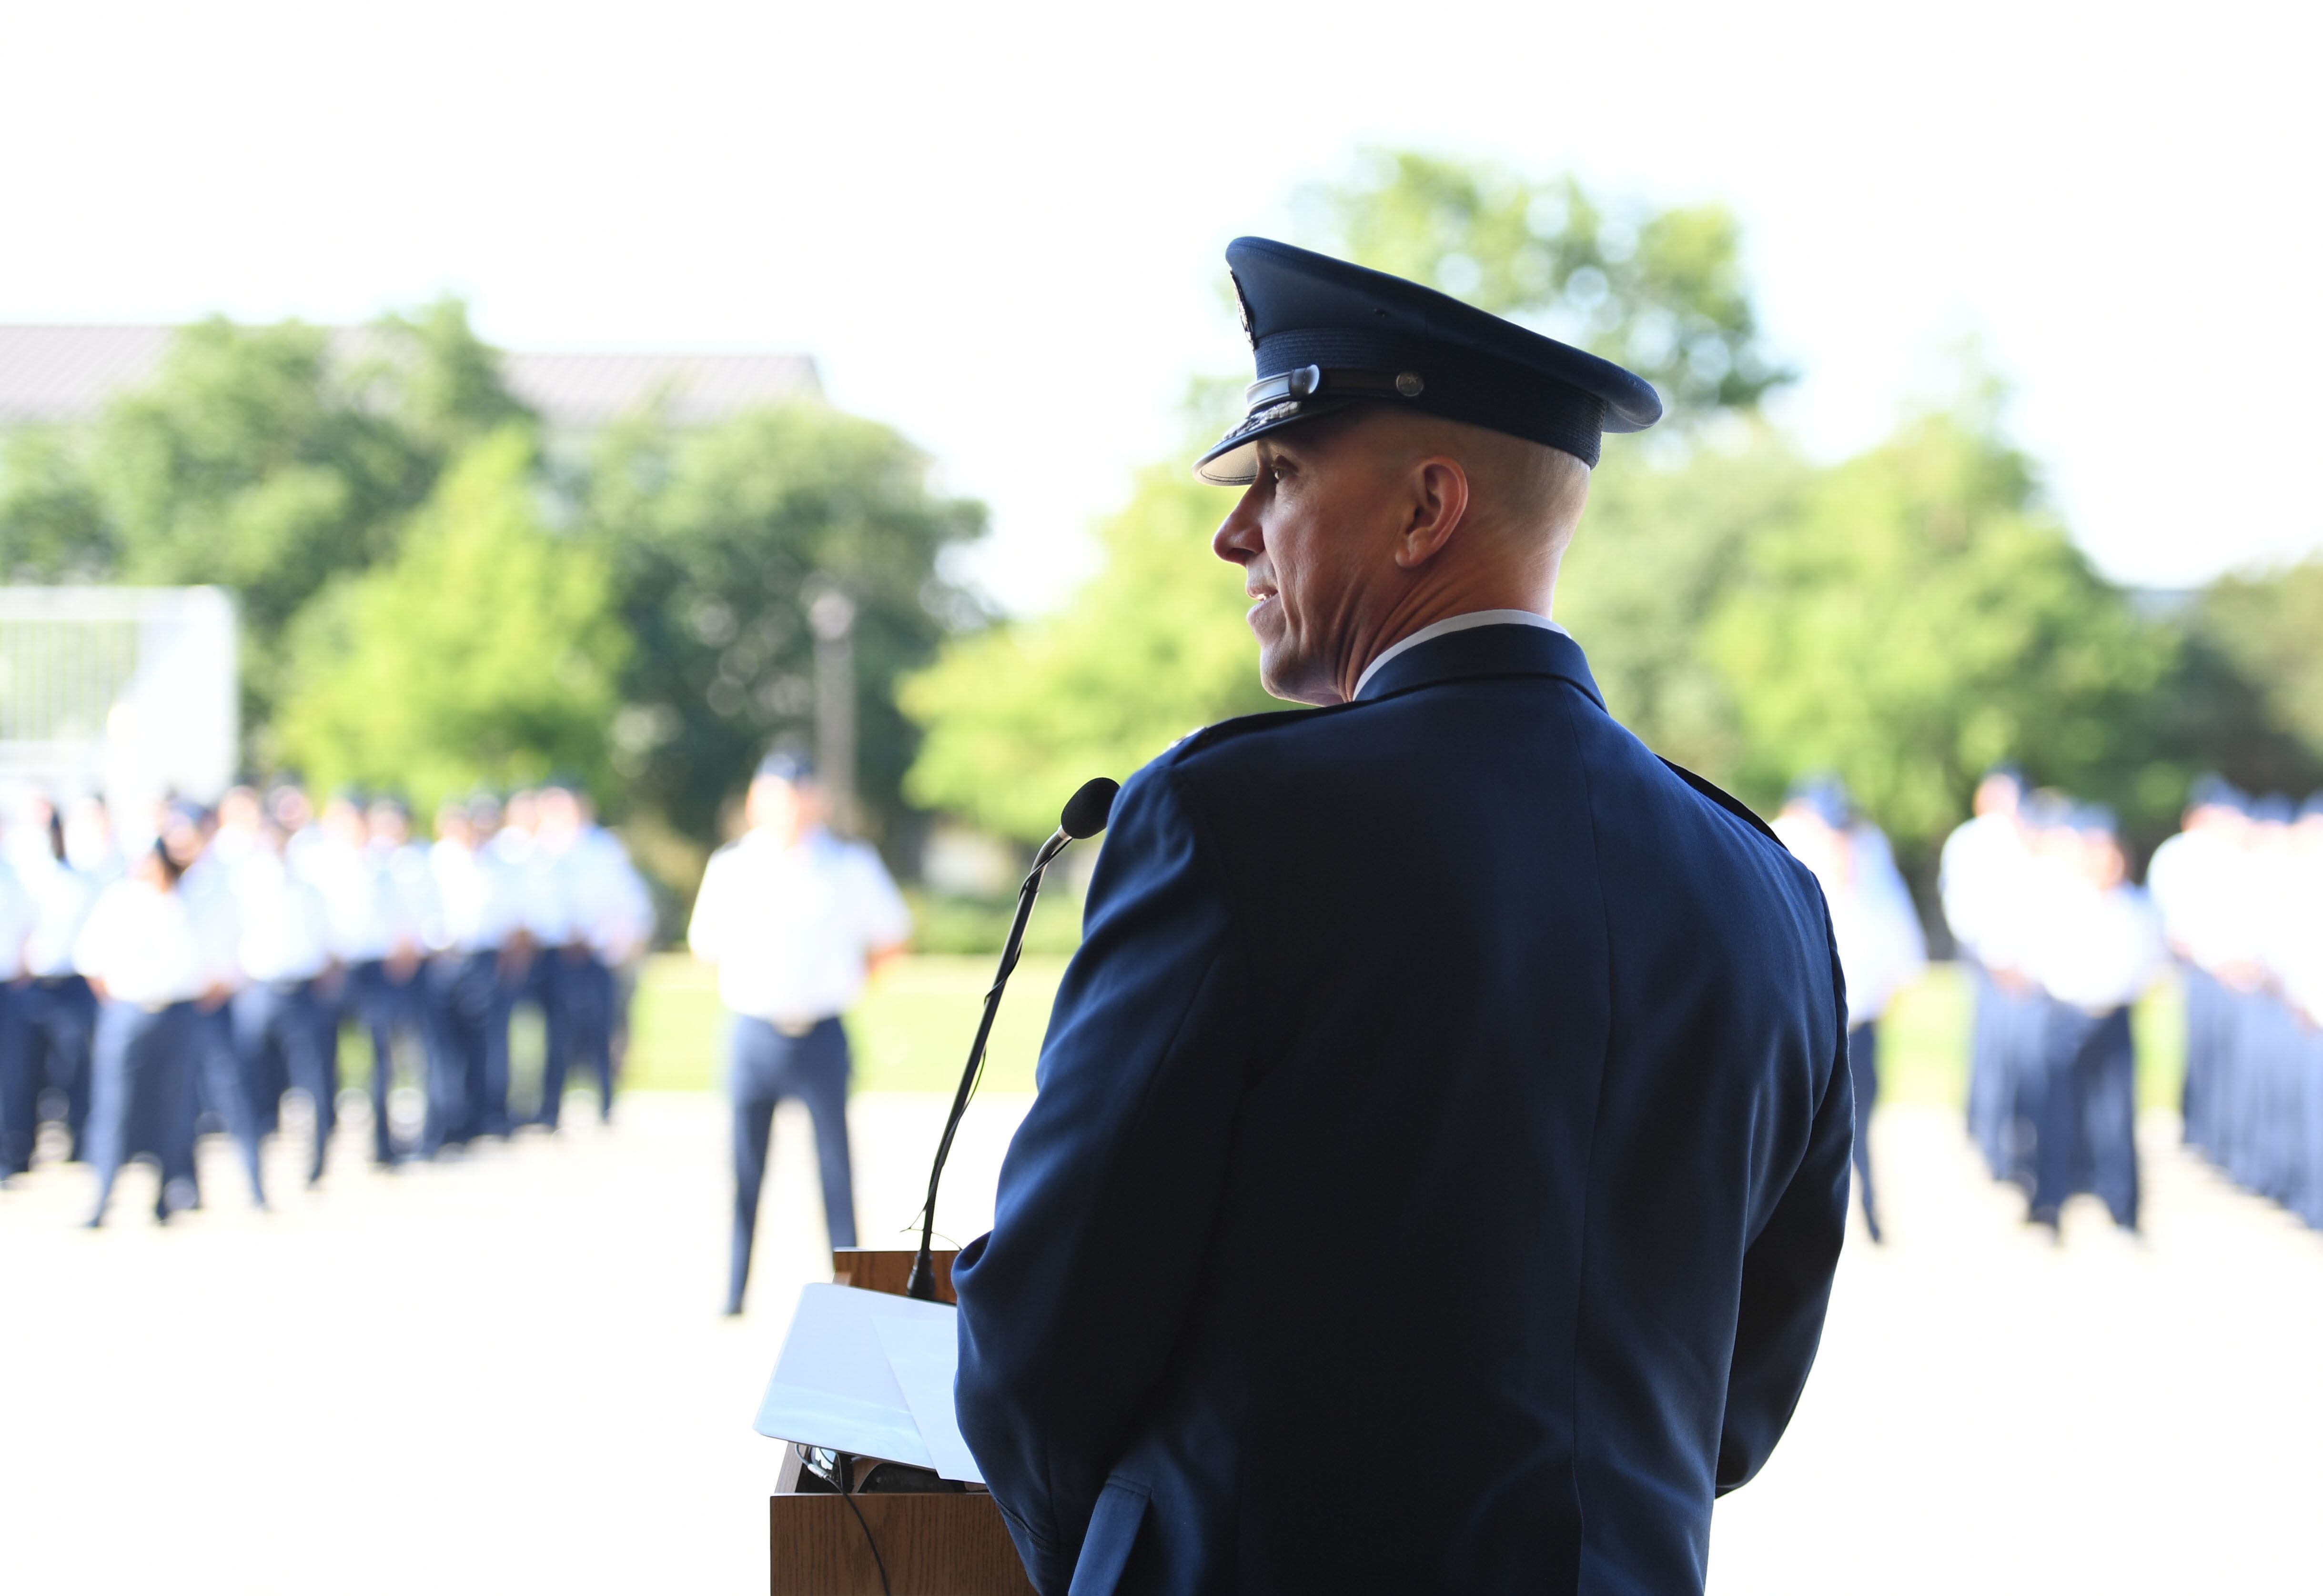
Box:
[3,1093,2319,1593]
[1709,1105,2323,1595]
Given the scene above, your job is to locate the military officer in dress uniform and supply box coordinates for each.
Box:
[952,240,1850,1596]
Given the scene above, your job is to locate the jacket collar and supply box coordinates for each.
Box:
[1353,620,1606,710]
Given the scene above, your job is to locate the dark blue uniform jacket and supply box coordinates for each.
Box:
[954,623,1850,1596]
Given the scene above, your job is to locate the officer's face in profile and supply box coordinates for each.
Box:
[1214,409,1588,705]
[1212,410,1436,705]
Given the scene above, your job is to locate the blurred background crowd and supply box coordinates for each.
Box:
[0,776,651,1223]
[4,6,2320,1587]
[2,147,2321,1243]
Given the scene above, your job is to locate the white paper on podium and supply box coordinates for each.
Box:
[752,1283,984,1484]
[872,1313,985,1484]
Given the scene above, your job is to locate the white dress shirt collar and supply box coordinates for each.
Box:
[1353,610,1569,701]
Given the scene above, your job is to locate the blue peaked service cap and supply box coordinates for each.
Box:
[756,751,817,785]
[1783,775,1852,830]
[1195,237,1663,485]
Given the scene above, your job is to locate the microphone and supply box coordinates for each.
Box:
[906,776,1118,1301]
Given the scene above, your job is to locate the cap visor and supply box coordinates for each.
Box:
[1193,440,1257,486]
[1191,398,1366,485]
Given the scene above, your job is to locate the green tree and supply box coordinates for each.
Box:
[0,427,115,581]
[902,465,1262,842]
[0,301,531,735]
[1705,408,2179,855]
[1557,429,1814,777]
[582,402,985,850]
[1295,149,1792,419]
[273,429,626,816]
[354,298,536,461]
[2192,559,2323,780]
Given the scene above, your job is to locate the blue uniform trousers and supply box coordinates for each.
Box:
[232,980,338,1186]
[2185,986,2323,1228]
[2244,996,2304,1207]
[726,1015,856,1314]
[0,982,30,1174]
[0,980,93,1174]
[475,953,521,1139]
[2030,1001,2139,1230]
[421,951,505,1152]
[1967,966,2047,1187]
[189,1001,268,1205]
[1846,1020,1882,1242]
[508,947,566,1128]
[345,960,422,1164]
[2220,992,2282,1198]
[1963,961,2002,1167]
[86,1000,198,1225]
[2298,1020,2323,1230]
[2180,964,2225,1153]
[535,949,615,1129]
[18,976,98,1164]
[2212,984,2262,1185]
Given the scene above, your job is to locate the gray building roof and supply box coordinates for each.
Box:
[0,325,821,430]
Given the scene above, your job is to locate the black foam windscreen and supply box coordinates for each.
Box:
[1059,776,1120,840]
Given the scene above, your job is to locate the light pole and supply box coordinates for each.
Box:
[808,589,857,827]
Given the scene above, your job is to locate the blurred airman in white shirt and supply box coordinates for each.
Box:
[690,753,909,1315]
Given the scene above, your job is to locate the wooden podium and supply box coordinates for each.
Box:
[768,1249,1036,1596]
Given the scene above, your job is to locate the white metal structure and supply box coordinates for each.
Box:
[0,586,238,829]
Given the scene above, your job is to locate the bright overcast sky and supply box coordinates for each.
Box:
[5,0,2316,612]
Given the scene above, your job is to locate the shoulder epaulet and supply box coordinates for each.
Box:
[1659,758,1784,848]
[1166,702,1344,762]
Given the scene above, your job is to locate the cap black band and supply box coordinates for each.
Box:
[1254,331,1607,468]
[1242,365,1426,408]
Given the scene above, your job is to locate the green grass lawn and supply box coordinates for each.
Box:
[360,954,2190,1115]
[624,953,1071,1095]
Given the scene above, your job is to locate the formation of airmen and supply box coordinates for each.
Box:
[0,779,652,1225]
[1943,768,2165,1233]
[2148,779,2323,1226]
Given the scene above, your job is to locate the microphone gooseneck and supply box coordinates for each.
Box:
[906,777,1117,1301]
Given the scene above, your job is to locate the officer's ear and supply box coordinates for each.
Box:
[1391,456,1471,570]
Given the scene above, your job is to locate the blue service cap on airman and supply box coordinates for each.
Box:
[2072,802,2119,838]
[756,751,817,785]
[2186,773,2246,814]
[2020,790,2076,830]
[1784,775,1852,830]
[1195,236,1663,485]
